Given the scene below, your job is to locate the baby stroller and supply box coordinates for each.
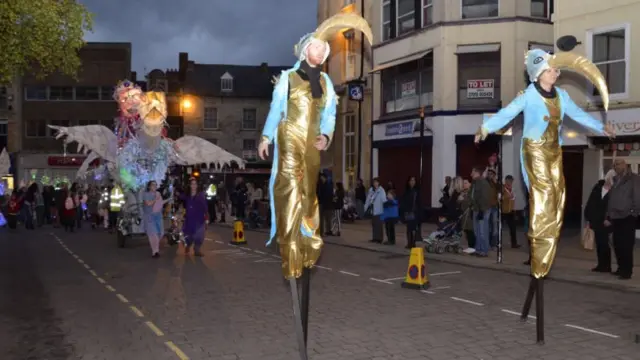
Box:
[423,212,465,254]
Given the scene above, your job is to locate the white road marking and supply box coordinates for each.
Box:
[215,240,223,244]
[421,289,435,294]
[431,286,451,290]
[314,265,332,271]
[450,297,483,306]
[370,278,393,284]
[564,324,619,339]
[339,270,360,277]
[383,276,405,281]
[431,271,461,276]
[254,258,280,263]
[210,249,241,254]
[501,309,536,319]
[239,247,252,251]
[271,255,281,259]
[253,250,267,255]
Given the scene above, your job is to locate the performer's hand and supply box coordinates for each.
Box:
[604,123,616,139]
[474,133,482,144]
[258,141,269,160]
[314,135,328,151]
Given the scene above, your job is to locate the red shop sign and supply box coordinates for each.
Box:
[48,156,100,167]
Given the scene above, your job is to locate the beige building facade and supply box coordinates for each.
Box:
[369,0,555,210]
[318,0,374,190]
[552,0,640,225]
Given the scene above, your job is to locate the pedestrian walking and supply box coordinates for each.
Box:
[62,190,77,232]
[143,181,167,258]
[382,190,399,245]
[179,177,208,256]
[400,176,420,249]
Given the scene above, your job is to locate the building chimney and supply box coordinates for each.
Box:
[179,52,189,82]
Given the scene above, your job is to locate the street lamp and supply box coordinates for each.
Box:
[182,98,192,109]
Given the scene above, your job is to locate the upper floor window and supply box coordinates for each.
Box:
[344,30,357,80]
[100,86,114,101]
[25,86,47,101]
[221,72,233,92]
[422,0,433,27]
[530,0,550,18]
[203,107,219,129]
[382,1,391,41]
[75,86,101,101]
[457,45,501,109]
[343,0,356,5]
[381,54,434,114]
[25,119,48,137]
[243,139,256,150]
[397,0,415,37]
[462,0,499,19]
[49,86,73,101]
[588,24,629,98]
[242,108,257,130]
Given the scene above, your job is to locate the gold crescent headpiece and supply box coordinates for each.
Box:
[314,12,373,45]
[547,52,609,111]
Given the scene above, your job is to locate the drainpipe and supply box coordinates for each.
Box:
[356,0,365,181]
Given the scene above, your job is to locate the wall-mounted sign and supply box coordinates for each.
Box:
[467,79,494,99]
[47,156,99,167]
[401,81,416,97]
[348,82,364,101]
[385,121,415,136]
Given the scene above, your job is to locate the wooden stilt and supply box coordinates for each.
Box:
[520,277,536,322]
[289,277,308,360]
[536,278,545,344]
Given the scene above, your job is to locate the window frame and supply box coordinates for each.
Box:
[74,86,101,101]
[221,78,233,92]
[530,0,550,18]
[48,86,74,101]
[242,139,257,150]
[0,118,8,136]
[24,86,48,101]
[342,114,357,190]
[396,0,416,37]
[422,0,433,27]
[461,0,500,20]
[25,119,48,138]
[100,86,114,101]
[585,23,631,101]
[381,0,392,41]
[242,108,257,130]
[203,106,219,130]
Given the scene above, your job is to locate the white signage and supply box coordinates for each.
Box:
[467,79,494,99]
[401,81,416,97]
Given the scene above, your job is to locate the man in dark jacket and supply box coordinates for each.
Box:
[317,173,333,235]
[605,159,640,279]
[233,177,248,220]
[470,166,491,257]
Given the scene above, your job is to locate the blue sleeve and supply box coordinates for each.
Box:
[482,93,527,134]
[320,73,337,146]
[561,89,605,134]
[262,72,288,143]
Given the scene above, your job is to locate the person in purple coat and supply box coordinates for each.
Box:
[179,177,209,256]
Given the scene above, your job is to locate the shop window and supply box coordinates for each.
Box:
[457,50,501,109]
[462,0,499,19]
[381,55,433,114]
[587,24,629,99]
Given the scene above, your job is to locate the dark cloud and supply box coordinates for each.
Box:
[81,0,317,73]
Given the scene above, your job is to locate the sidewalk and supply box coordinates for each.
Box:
[212,218,640,293]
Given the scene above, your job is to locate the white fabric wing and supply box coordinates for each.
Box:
[0,148,10,176]
[48,125,118,163]
[173,135,245,168]
[76,152,100,179]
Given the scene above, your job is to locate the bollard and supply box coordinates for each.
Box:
[230,220,247,245]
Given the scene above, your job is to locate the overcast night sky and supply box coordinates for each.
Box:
[81,0,318,74]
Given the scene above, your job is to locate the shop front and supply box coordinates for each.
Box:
[17,153,101,187]
[372,118,433,208]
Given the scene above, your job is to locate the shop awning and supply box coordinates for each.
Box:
[369,50,432,73]
[456,43,501,54]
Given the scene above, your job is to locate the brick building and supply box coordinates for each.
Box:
[17,42,132,185]
[178,52,288,177]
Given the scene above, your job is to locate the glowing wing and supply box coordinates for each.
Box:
[48,125,118,163]
[173,136,245,168]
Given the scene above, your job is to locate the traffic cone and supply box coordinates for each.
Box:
[401,247,429,290]
[230,220,247,245]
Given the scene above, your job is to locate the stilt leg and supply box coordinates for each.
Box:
[520,277,536,322]
[289,277,308,360]
[300,268,311,345]
[536,277,545,344]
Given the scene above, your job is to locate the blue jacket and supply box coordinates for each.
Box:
[382,199,399,221]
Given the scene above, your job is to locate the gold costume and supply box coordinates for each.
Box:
[522,96,565,279]
[274,73,328,279]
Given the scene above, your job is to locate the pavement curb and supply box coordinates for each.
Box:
[212,222,640,294]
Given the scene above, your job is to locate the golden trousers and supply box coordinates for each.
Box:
[522,96,565,279]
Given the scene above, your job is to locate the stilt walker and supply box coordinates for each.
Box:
[258,13,372,359]
[475,48,614,344]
